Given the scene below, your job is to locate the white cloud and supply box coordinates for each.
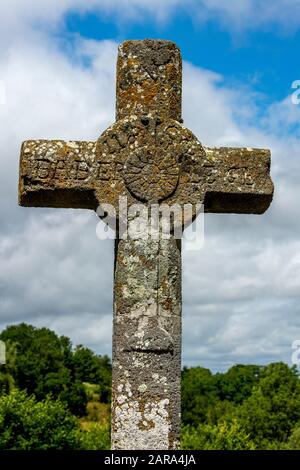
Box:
[181,57,300,370]
[194,0,300,31]
[2,0,300,44]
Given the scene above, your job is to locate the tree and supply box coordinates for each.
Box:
[72,345,111,403]
[0,323,88,415]
[215,364,262,404]
[236,362,300,447]
[0,390,78,450]
[181,420,256,450]
[282,423,300,450]
[181,367,217,426]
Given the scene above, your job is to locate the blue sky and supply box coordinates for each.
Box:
[63,7,300,107]
[1,0,300,371]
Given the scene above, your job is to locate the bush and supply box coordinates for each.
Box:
[181,420,256,450]
[0,324,111,414]
[0,390,78,450]
[281,424,300,450]
[77,422,110,450]
[236,363,300,447]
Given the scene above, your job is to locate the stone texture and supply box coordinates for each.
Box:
[202,146,273,214]
[19,140,97,208]
[116,40,182,121]
[95,117,206,226]
[18,39,274,450]
[112,230,181,449]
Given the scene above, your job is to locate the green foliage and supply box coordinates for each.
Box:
[181,420,256,450]
[0,323,83,414]
[60,381,88,416]
[182,362,300,450]
[0,323,112,415]
[215,364,262,403]
[0,340,17,394]
[83,382,100,400]
[77,422,110,450]
[181,367,217,426]
[1,323,300,450]
[181,364,261,427]
[0,389,78,450]
[282,423,300,450]
[235,362,300,447]
[72,345,111,403]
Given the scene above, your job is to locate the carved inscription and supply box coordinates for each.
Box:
[227,167,254,186]
[30,158,115,183]
[21,139,116,186]
[27,149,256,202]
[191,161,255,188]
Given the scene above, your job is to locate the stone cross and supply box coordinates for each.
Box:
[18,39,274,450]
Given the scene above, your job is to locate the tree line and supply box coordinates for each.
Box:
[0,323,300,450]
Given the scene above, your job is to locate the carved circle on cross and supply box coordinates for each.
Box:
[123,146,180,202]
[95,116,206,227]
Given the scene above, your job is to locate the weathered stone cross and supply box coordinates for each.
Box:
[18,40,273,450]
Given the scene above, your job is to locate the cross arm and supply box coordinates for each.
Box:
[201,146,274,214]
[19,139,100,209]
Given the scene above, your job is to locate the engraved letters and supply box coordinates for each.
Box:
[227,167,254,186]
[30,158,114,183]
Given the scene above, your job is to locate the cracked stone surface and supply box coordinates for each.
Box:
[18,39,274,450]
[112,233,181,449]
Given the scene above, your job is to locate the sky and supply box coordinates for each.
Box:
[1,0,300,371]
